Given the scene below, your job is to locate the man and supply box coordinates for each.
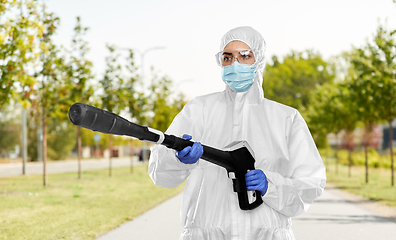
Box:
[149,26,326,240]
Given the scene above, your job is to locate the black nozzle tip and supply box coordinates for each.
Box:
[68,103,85,125]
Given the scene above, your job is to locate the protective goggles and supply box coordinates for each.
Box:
[215,49,256,66]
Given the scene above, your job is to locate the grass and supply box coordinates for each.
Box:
[324,158,396,207]
[0,164,184,240]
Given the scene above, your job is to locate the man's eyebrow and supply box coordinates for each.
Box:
[222,52,232,55]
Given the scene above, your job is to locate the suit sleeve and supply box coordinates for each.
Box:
[262,111,326,217]
[148,98,205,189]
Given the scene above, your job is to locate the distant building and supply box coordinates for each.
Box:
[381,118,396,150]
[326,119,395,151]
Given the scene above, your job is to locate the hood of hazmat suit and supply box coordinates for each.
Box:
[149,26,326,240]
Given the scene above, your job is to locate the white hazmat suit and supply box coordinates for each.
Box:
[149,26,326,240]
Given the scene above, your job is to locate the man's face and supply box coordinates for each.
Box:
[221,41,255,66]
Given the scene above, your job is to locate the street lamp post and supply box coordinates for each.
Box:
[137,46,166,88]
[16,104,28,174]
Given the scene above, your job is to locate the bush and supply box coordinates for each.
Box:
[46,120,77,160]
[336,150,350,165]
[336,148,395,169]
[318,147,336,158]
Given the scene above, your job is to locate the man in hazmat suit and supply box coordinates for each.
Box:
[148,26,326,240]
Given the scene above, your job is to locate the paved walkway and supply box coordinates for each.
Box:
[96,193,183,240]
[292,185,396,240]
[96,184,396,240]
[0,157,141,177]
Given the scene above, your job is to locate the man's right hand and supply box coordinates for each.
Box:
[176,134,203,164]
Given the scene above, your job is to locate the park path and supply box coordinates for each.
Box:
[292,184,396,240]
[96,184,396,240]
[0,157,139,177]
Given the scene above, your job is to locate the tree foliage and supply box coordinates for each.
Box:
[263,50,335,111]
[34,6,68,117]
[100,44,126,114]
[368,24,396,125]
[307,82,347,148]
[123,49,148,125]
[0,0,40,109]
[366,23,396,185]
[99,44,129,176]
[63,16,94,178]
[0,0,188,167]
[147,71,186,132]
[65,16,94,107]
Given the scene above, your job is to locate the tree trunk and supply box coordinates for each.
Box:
[130,138,134,174]
[346,130,353,178]
[335,132,339,174]
[77,126,82,179]
[389,121,394,187]
[363,124,372,184]
[42,107,47,187]
[365,145,368,184]
[348,149,352,178]
[109,135,113,177]
[22,108,27,175]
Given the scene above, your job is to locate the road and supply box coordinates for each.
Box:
[96,184,396,240]
[0,157,139,177]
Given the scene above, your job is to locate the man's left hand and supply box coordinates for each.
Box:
[245,169,268,196]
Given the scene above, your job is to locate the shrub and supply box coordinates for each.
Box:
[335,148,395,169]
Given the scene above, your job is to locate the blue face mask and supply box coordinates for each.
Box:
[221,62,257,93]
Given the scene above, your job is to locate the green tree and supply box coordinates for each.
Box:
[123,49,147,125]
[308,79,360,175]
[0,0,39,110]
[100,44,127,177]
[263,50,335,112]
[148,72,187,132]
[366,24,396,186]
[33,2,68,186]
[0,0,46,170]
[308,82,344,147]
[121,49,146,173]
[65,16,94,179]
[346,46,383,183]
[339,80,364,178]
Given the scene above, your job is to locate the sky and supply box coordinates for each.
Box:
[45,0,396,100]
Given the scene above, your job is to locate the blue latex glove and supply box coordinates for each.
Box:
[176,134,203,164]
[245,169,268,196]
